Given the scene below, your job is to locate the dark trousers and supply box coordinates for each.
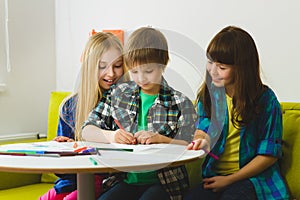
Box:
[98,181,170,200]
[184,179,257,200]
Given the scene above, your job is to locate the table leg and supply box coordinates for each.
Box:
[77,173,95,200]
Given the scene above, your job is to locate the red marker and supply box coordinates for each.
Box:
[191,141,219,160]
[114,119,137,144]
[74,146,87,153]
[114,119,124,130]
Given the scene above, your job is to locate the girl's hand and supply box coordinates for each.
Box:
[187,129,210,151]
[203,176,233,192]
[187,138,210,151]
[54,136,74,142]
[114,129,136,144]
[135,130,160,144]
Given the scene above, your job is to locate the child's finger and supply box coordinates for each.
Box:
[118,130,135,144]
[186,142,194,150]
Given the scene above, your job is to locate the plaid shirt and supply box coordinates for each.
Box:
[57,95,77,139]
[55,96,77,193]
[85,78,197,199]
[197,86,290,200]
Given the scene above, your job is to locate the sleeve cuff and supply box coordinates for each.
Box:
[257,139,282,157]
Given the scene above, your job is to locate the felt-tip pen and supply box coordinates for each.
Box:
[96,147,133,152]
[89,157,98,165]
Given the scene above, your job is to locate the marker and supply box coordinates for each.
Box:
[114,119,137,145]
[0,152,27,156]
[73,142,78,148]
[190,141,219,160]
[0,151,60,157]
[203,149,219,160]
[96,147,133,152]
[114,119,124,130]
[82,147,96,154]
[5,150,93,156]
[6,150,44,154]
[89,157,98,165]
[74,146,88,153]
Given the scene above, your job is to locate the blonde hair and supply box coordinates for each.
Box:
[64,32,124,140]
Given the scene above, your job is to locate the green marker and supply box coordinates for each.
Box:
[89,157,98,166]
[96,147,133,152]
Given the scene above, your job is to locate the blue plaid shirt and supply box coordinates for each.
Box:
[197,87,290,200]
[85,78,197,199]
[55,95,77,193]
[57,95,77,138]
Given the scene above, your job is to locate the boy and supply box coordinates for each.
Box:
[82,27,197,200]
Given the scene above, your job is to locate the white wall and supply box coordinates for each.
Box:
[1,0,299,137]
[56,0,300,102]
[0,0,55,136]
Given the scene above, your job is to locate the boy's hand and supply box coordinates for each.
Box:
[54,136,74,142]
[135,130,160,144]
[114,129,136,144]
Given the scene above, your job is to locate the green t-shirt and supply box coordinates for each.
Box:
[125,90,159,185]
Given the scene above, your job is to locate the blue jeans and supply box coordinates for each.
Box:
[184,179,257,200]
[98,181,170,200]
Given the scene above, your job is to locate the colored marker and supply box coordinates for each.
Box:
[114,119,137,145]
[74,146,88,152]
[203,149,219,160]
[89,157,98,165]
[96,147,133,152]
[114,119,124,130]
[0,151,60,157]
[190,142,219,160]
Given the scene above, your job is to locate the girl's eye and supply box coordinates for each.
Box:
[218,64,228,70]
[131,70,138,74]
[146,70,153,73]
[99,65,106,70]
[114,65,122,68]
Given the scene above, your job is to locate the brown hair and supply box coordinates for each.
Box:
[196,26,265,128]
[124,27,169,69]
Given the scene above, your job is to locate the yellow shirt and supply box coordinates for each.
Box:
[214,95,240,175]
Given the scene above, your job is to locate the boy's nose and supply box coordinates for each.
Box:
[138,73,146,82]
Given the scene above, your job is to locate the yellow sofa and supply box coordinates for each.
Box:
[280,102,300,199]
[0,91,71,200]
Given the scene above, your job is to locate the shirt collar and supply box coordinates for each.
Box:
[131,77,173,108]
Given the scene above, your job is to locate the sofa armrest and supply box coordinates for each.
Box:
[280,102,300,199]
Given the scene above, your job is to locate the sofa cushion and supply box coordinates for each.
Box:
[0,182,53,200]
[280,102,300,199]
[41,172,58,183]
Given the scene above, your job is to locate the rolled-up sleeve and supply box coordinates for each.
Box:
[257,98,283,158]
